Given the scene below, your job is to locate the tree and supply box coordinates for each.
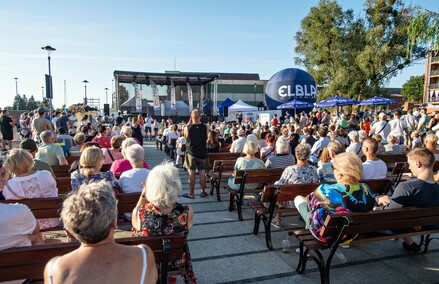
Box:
[27,95,38,110]
[113,85,129,109]
[401,75,424,103]
[295,0,366,100]
[407,10,439,56]
[294,0,423,101]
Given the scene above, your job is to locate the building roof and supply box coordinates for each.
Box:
[113,70,260,85]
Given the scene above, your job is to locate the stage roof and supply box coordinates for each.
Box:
[113,70,260,86]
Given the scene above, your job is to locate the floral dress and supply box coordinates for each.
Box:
[134,203,196,284]
[275,165,319,208]
[70,170,119,191]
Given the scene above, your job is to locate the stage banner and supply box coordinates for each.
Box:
[170,80,176,110]
[187,82,193,112]
[150,79,160,110]
[132,82,142,112]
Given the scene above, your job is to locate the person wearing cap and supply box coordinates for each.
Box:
[31,107,53,140]
[19,138,55,178]
[230,128,247,153]
[370,112,391,143]
[387,110,407,145]
[36,131,68,166]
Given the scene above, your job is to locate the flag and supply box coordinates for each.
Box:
[132,82,142,112]
[187,82,193,112]
[200,84,205,111]
[170,80,176,110]
[150,80,160,110]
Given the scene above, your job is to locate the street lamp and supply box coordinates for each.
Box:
[82,80,89,106]
[41,45,56,116]
[14,77,18,96]
[41,86,44,101]
[105,87,109,104]
[253,83,257,101]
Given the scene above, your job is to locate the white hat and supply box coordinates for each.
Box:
[378,112,386,118]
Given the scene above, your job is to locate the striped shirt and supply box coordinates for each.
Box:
[265,153,296,169]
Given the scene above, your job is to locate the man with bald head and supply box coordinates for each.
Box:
[183,109,209,199]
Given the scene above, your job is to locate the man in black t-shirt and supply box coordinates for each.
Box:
[183,110,209,199]
[377,148,439,252]
[0,110,15,151]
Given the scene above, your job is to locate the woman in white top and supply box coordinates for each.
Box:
[1,148,60,230]
[44,181,157,284]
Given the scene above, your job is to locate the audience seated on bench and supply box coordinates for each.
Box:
[43,181,158,284]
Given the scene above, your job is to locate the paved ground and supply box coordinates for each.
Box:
[43,141,439,283]
[141,141,439,284]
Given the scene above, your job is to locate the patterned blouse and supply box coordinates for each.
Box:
[70,170,119,191]
[133,203,196,284]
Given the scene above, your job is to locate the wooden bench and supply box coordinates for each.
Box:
[209,160,236,201]
[56,177,72,194]
[251,179,393,250]
[228,168,284,221]
[291,207,439,284]
[66,155,80,164]
[1,193,141,228]
[376,154,407,164]
[0,234,185,284]
[52,164,113,178]
[207,152,241,168]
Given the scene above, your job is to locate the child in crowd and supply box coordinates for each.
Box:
[411,130,422,148]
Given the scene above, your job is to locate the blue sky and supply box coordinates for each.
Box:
[1,0,438,109]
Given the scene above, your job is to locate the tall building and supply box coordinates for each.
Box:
[424,49,439,106]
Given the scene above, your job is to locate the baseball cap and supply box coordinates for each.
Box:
[378,112,386,118]
[37,107,47,114]
[19,138,38,152]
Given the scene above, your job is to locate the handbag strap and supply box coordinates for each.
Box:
[106,148,115,162]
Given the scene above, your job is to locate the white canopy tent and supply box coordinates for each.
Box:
[227,100,258,122]
[228,100,258,112]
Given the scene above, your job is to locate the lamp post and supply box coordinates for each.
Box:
[14,77,18,96]
[41,86,44,101]
[82,80,89,106]
[105,87,109,104]
[111,79,114,107]
[253,83,257,102]
[41,45,56,116]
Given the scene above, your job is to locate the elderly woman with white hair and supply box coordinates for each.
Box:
[119,144,150,193]
[45,181,157,283]
[265,137,296,169]
[110,138,149,176]
[132,162,195,283]
[345,130,363,157]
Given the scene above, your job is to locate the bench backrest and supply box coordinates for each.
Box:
[56,177,72,194]
[0,234,185,282]
[211,159,236,173]
[66,155,80,164]
[261,184,320,203]
[1,193,140,219]
[208,152,241,167]
[376,154,406,164]
[358,178,393,195]
[233,168,284,185]
[52,164,112,178]
[321,207,439,237]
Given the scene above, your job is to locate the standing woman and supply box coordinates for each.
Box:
[132,163,195,284]
[132,117,143,146]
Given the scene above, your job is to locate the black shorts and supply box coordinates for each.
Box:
[1,129,13,141]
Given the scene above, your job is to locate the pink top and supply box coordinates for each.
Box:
[110,159,149,176]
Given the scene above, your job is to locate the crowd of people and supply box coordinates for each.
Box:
[1,105,439,283]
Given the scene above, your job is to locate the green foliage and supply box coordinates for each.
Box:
[407,10,439,56]
[294,0,423,101]
[113,85,129,109]
[27,95,38,110]
[401,75,424,102]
